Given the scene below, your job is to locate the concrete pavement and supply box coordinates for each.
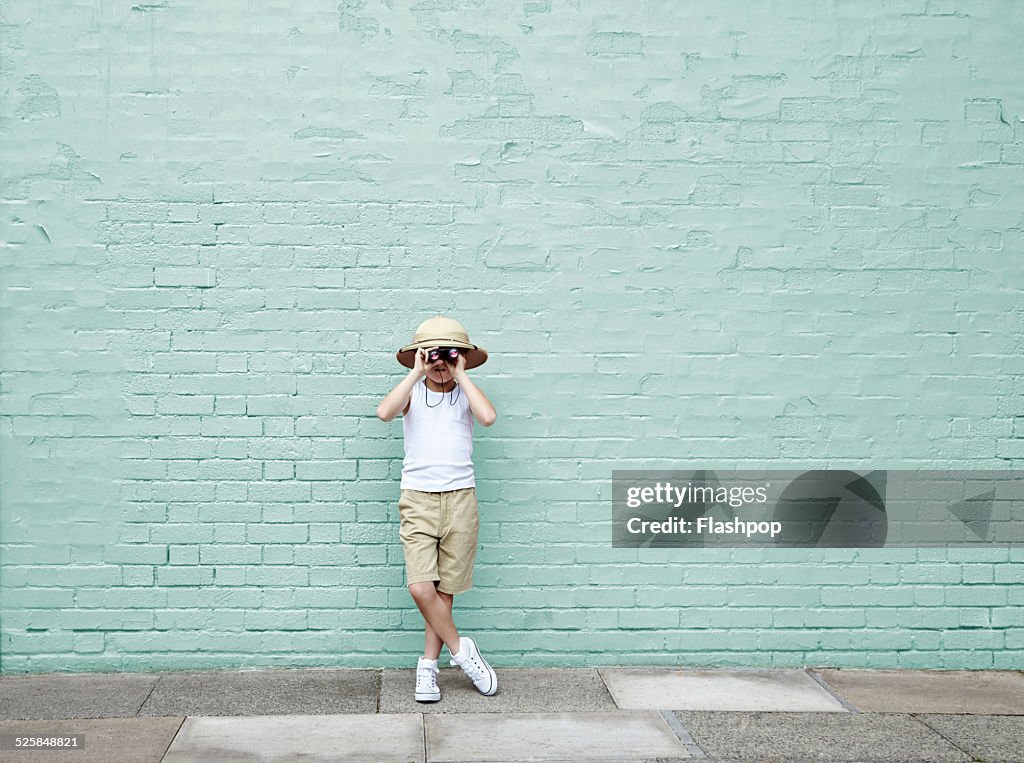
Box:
[1,666,1023,762]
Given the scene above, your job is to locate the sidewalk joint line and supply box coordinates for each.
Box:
[909,712,986,761]
[420,711,427,762]
[658,709,706,759]
[137,673,163,717]
[595,667,617,707]
[805,668,860,714]
[158,716,187,763]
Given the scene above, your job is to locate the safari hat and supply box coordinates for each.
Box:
[397,315,488,370]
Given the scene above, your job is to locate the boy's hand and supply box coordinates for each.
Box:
[412,347,434,377]
[449,350,467,379]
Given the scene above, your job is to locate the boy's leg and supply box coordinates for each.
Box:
[400,490,460,654]
[431,488,496,696]
[408,581,460,655]
[423,586,454,660]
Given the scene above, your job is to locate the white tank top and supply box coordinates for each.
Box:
[401,378,475,491]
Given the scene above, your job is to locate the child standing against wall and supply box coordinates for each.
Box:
[375,315,499,701]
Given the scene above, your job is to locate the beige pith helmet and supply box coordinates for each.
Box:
[397,315,489,370]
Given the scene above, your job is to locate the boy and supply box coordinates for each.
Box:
[375,315,498,702]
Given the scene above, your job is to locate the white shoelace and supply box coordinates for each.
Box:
[458,654,486,682]
[417,665,438,690]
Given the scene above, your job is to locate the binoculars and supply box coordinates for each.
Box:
[426,347,461,363]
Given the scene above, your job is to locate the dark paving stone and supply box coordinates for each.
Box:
[381,667,617,714]
[138,668,379,717]
[0,673,159,720]
[674,710,973,762]
[0,716,183,763]
[916,713,1024,763]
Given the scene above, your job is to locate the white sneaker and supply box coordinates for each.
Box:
[450,636,497,696]
[414,656,440,702]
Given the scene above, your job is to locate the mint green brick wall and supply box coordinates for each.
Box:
[2,1,1023,674]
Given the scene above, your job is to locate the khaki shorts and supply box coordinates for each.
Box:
[398,487,479,595]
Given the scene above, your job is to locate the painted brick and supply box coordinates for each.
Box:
[2,0,1023,675]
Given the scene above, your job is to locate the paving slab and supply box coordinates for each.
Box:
[600,668,848,712]
[425,710,688,762]
[161,713,424,763]
[675,710,973,762]
[813,668,1024,714]
[138,668,378,717]
[915,713,1024,763]
[0,672,159,720]
[382,667,617,714]
[0,716,184,763]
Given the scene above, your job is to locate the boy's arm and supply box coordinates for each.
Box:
[454,370,497,427]
[376,367,422,422]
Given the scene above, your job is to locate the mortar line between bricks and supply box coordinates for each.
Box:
[805,668,861,714]
[658,709,706,759]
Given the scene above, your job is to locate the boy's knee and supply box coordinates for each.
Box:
[408,581,436,601]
